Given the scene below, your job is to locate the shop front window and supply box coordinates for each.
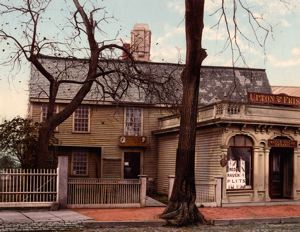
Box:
[226,135,253,190]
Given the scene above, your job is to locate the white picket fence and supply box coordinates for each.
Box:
[0,169,57,207]
[67,178,141,208]
[195,182,217,207]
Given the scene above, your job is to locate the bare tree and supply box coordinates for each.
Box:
[160,0,206,225]
[0,0,179,168]
[160,0,279,226]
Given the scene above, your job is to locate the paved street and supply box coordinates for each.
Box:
[2,223,300,232]
[84,223,300,232]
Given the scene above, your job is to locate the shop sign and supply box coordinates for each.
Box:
[268,139,297,148]
[248,92,300,107]
[226,158,246,190]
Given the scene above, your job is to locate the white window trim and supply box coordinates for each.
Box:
[124,107,143,136]
[71,151,89,176]
[72,106,91,133]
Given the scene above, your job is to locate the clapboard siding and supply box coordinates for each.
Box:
[195,128,223,182]
[30,102,171,182]
[157,134,178,194]
[87,153,101,178]
[143,108,173,180]
[102,159,122,178]
[157,127,223,195]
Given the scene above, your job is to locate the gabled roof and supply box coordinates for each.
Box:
[272,86,300,97]
[29,55,272,105]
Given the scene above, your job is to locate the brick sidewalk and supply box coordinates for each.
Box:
[200,205,300,221]
[2,205,300,231]
[74,207,164,222]
[75,205,300,224]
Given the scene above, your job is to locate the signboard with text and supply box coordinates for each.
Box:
[248,92,300,107]
[268,139,297,148]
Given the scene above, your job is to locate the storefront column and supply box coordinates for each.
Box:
[293,149,299,200]
[220,145,228,203]
[264,148,271,201]
[253,146,260,201]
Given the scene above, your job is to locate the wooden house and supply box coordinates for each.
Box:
[28,53,272,198]
[28,24,300,206]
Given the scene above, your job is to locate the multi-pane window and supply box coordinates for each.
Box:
[41,105,58,131]
[226,135,253,190]
[41,105,48,122]
[72,151,88,176]
[125,108,142,136]
[73,106,90,132]
[41,105,58,122]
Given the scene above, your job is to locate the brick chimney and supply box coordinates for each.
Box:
[130,23,151,61]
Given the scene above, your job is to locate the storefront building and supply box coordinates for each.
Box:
[155,92,300,205]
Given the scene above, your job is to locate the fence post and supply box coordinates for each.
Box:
[57,155,68,208]
[139,175,147,207]
[215,177,223,207]
[168,175,175,200]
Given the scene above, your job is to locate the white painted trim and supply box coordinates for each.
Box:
[72,106,91,133]
[124,107,143,136]
[71,151,89,176]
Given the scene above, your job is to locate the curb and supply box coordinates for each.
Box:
[82,220,166,228]
[211,217,300,226]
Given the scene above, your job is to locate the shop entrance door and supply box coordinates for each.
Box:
[269,148,293,199]
[124,152,140,179]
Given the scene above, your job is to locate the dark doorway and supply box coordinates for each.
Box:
[124,152,140,179]
[269,147,293,199]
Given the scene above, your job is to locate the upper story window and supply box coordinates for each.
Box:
[41,105,58,131]
[72,151,88,176]
[226,135,253,190]
[41,105,58,122]
[73,106,90,132]
[125,107,142,136]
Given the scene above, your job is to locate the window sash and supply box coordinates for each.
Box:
[125,108,142,136]
[72,152,88,176]
[41,105,58,122]
[73,106,90,132]
[40,105,59,131]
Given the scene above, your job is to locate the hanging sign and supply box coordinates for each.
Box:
[248,92,300,107]
[268,139,297,148]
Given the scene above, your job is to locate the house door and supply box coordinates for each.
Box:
[124,152,140,179]
[269,148,293,199]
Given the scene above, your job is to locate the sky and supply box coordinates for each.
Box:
[0,0,300,121]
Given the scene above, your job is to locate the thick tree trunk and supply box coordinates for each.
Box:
[160,0,207,226]
[35,125,53,168]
